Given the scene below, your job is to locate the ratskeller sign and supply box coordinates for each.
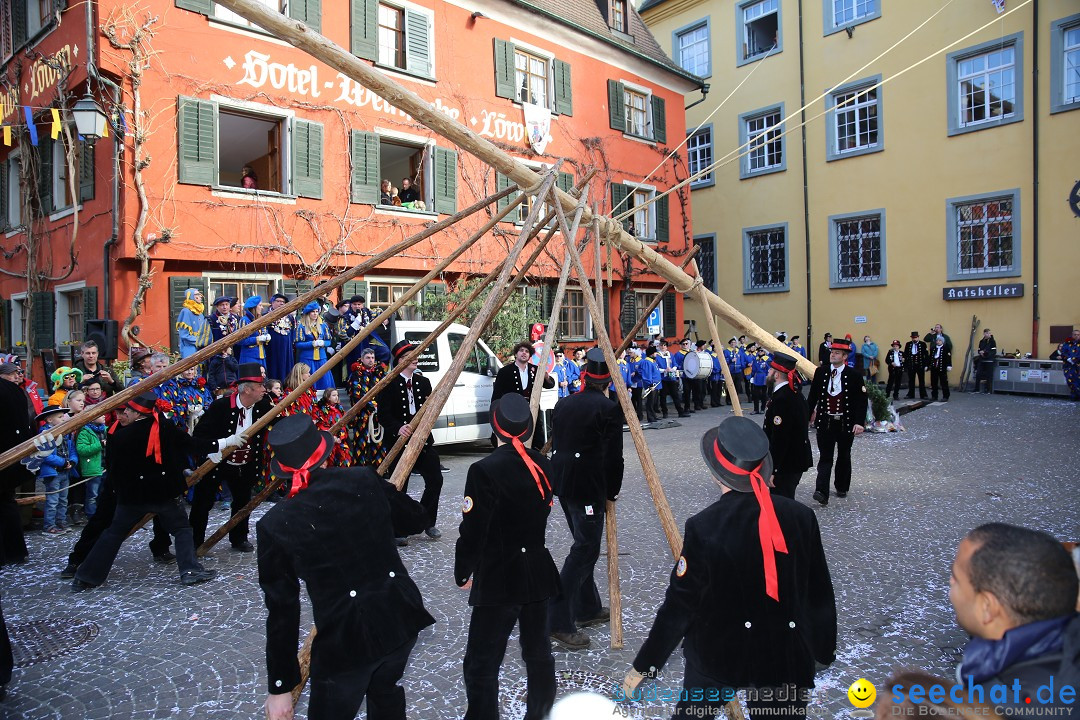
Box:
[942,283,1024,300]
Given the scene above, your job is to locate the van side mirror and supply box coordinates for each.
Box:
[484,355,496,376]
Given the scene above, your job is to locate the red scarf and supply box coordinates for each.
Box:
[280,437,328,498]
[492,414,551,504]
[712,440,788,601]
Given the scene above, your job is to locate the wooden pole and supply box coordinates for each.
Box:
[386,171,561,489]
[291,625,317,703]
[207,0,814,381]
[614,246,701,357]
[604,500,623,650]
[0,187,515,473]
[690,259,743,418]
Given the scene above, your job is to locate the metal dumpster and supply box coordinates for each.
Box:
[993,359,1071,397]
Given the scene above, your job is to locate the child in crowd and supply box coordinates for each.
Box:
[48,367,83,407]
[35,406,79,534]
[315,388,352,467]
[69,390,107,520]
[264,378,284,404]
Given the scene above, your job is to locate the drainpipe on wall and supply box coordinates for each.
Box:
[797,0,813,345]
[685,84,710,111]
[1030,0,1040,356]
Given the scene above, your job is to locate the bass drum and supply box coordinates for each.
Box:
[682,351,714,380]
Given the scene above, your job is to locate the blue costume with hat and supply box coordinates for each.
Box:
[294,302,335,391]
[264,294,296,384]
[237,296,270,369]
[175,288,210,360]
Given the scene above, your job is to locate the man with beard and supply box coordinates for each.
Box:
[762,353,813,499]
[491,341,554,449]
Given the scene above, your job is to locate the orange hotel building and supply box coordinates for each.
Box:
[0,0,705,380]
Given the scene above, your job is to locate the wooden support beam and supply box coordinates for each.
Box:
[690,259,744,418]
[614,246,701,357]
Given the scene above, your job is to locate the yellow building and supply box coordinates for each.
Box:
[641,0,1080,359]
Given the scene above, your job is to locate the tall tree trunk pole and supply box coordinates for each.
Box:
[690,259,744,418]
[614,246,700,356]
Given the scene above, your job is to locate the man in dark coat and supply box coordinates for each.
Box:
[71,392,242,590]
[973,328,998,394]
[884,339,904,400]
[491,341,554,449]
[817,333,833,366]
[929,335,953,402]
[0,362,32,565]
[191,363,271,551]
[455,394,560,720]
[259,414,434,720]
[903,331,930,399]
[623,416,836,718]
[807,337,868,505]
[762,353,813,499]
[377,340,444,540]
[547,349,623,650]
[73,341,124,396]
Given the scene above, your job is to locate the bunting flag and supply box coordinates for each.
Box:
[0,102,122,145]
[50,108,61,139]
[2,126,9,147]
[23,106,38,146]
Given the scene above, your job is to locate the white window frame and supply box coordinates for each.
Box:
[375,1,434,80]
[212,0,283,32]
[558,287,591,340]
[621,80,653,141]
[824,0,880,36]
[945,189,1021,281]
[54,280,86,346]
[736,0,781,67]
[1050,14,1080,114]
[686,124,714,188]
[946,33,1024,136]
[374,127,436,213]
[623,180,656,243]
[739,105,786,177]
[10,292,27,346]
[509,38,555,112]
[825,76,883,161]
[673,19,711,78]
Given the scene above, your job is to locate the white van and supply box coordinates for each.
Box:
[392,321,557,446]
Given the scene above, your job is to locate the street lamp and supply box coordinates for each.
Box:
[71,93,108,144]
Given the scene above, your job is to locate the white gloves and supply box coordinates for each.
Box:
[219,433,246,450]
[312,339,325,348]
[258,333,271,343]
[326,346,336,355]
[32,433,59,457]
[350,316,363,331]
[208,452,223,465]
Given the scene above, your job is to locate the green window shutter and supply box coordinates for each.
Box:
[169,277,209,353]
[177,96,217,186]
[433,147,457,215]
[79,141,95,203]
[175,0,212,15]
[351,0,378,61]
[524,286,542,320]
[651,95,667,144]
[350,130,380,204]
[404,9,432,78]
[37,138,53,214]
[607,80,626,132]
[495,172,517,211]
[0,161,8,229]
[541,284,556,323]
[292,120,323,199]
[31,291,55,350]
[494,39,516,100]
[553,59,573,117]
[662,291,676,338]
[12,0,28,46]
[655,193,669,244]
[342,280,369,302]
[281,279,316,300]
[288,0,321,32]
[83,285,98,324]
[556,171,573,195]
[610,183,631,233]
[619,290,637,337]
[600,288,610,340]
[0,299,11,351]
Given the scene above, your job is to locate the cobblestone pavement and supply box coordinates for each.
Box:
[2,391,1077,720]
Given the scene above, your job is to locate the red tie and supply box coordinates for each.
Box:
[406,379,412,390]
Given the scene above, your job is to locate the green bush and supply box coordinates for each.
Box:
[864,377,890,422]
[414,278,540,359]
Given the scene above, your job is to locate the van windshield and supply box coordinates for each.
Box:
[403,333,440,372]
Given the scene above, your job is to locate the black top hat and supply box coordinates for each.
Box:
[695,340,707,348]
[828,337,854,353]
[268,415,335,492]
[125,392,160,415]
[910,331,920,338]
[582,348,609,381]
[391,339,416,362]
[236,363,264,384]
[491,393,533,442]
[35,405,69,423]
[700,416,774,493]
[347,295,366,304]
[771,352,798,373]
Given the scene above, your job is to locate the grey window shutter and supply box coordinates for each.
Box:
[288,0,321,32]
[556,171,573,195]
[169,277,209,352]
[662,291,676,338]
[292,120,323,199]
[553,59,573,116]
[405,9,432,78]
[655,193,669,244]
[37,138,53,213]
[12,0,28,45]
[651,95,667,144]
[0,299,10,351]
[0,162,8,229]
[175,0,212,15]
[177,96,216,186]
[541,284,555,322]
[433,147,457,215]
[607,80,626,132]
[83,285,98,324]
[351,0,378,61]
[281,279,316,304]
[495,172,517,211]
[610,183,631,232]
[600,288,610,340]
[31,291,55,350]
[619,290,637,337]
[494,39,516,100]
[350,130,380,204]
[79,141,95,202]
[342,280,369,302]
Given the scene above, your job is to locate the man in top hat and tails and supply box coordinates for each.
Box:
[455,393,560,720]
[763,353,813,500]
[547,349,624,650]
[191,363,272,551]
[70,392,247,590]
[806,337,868,506]
[377,340,445,541]
[259,414,434,720]
[623,416,836,718]
[884,340,904,400]
[903,331,930,400]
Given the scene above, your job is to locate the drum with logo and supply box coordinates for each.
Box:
[682,351,714,380]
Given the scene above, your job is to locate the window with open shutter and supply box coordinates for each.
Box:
[78,141,94,203]
[651,96,667,143]
[288,0,321,32]
[494,39,517,100]
[553,60,573,116]
[352,0,378,60]
[169,277,209,353]
[663,292,676,337]
[292,120,323,199]
[524,286,543,321]
[610,183,631,233]
[350,131,380,204]
[342,280,369,303]
[31,291,55,350]
[12,0,29,46]
[556,171,573,195]
[607,80,626,132]
[619,290,637,337]
[83,286,98,327]
[433,147,457,215]
[404,8,432,78]
[655,194,669,244]
[281,279,316,301]
[175,0,212,15]
[0,299,11,351]
[541,285,556,324]
[496,172,516,211]
[177,96,217,186]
